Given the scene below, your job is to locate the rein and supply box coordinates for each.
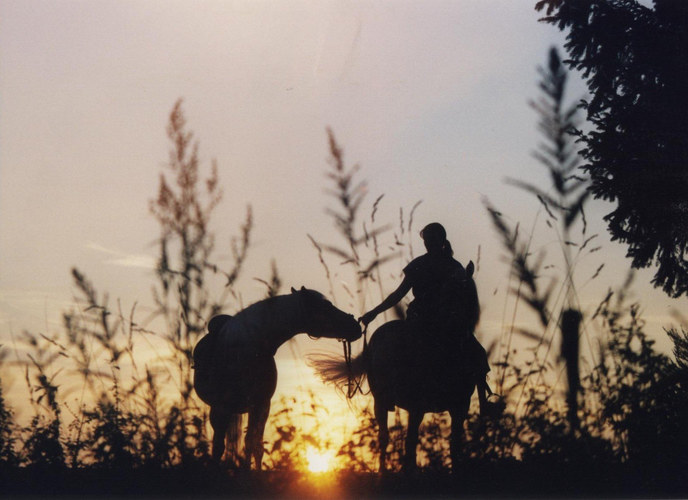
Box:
[344,323,368,398]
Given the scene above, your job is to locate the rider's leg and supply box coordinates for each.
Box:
[467,336,494,416]
[477,376,490,415]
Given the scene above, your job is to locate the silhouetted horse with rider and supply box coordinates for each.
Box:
[313,222,501,470]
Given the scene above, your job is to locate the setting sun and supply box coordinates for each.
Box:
[306,447,336,473]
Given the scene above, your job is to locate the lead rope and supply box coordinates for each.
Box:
[343,339,352,397]
[344,323,368,398]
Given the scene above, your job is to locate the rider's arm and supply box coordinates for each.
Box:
[360,278,412,325]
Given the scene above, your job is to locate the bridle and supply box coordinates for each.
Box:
[300,290,368,397]
[344,321,368,398]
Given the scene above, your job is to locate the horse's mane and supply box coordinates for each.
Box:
[206,288,332,347]
[465,276,480,332]
[236,288,323,315]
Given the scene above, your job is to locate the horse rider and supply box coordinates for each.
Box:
[359,222,497,416]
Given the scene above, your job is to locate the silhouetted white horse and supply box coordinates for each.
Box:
[312,263,493,471]
[193,287,361,469]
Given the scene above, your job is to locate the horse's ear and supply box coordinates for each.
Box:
[291,287,297,294]
[466,261,475,277]
[301,286,306,291]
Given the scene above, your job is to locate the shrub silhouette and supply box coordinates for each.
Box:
[0,379,18,468]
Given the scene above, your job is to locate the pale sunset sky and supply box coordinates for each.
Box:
[0,0,680,419]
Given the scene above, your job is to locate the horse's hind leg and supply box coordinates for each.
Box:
[209,407,229,463]
[246,400,270,470]
[374,399,389,473]
[449,402,470,470]
[404,410,423,471]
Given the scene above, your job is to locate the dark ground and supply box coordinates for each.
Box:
[1,462,686,499]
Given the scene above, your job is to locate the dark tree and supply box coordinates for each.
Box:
[536,0,688,297]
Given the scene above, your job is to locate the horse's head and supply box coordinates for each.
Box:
[460,261,480,330]
[291,287,362,342]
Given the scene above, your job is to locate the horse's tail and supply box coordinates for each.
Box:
[308,350,368,395]
[225,413,244,466]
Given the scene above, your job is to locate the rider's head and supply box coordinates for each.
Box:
[421,222,453,257]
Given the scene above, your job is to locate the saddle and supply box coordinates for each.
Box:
[192,314,232,370]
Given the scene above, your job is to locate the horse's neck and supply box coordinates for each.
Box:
[229,295,303,354]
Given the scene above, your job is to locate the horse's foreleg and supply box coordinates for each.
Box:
[404,410,423,471]
[374,400,389,473]
[246,401,270,470]
[209,407,229,463]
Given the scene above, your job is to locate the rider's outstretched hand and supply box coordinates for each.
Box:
[359,310,377,326]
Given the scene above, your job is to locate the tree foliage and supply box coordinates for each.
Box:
[536,0,688,297]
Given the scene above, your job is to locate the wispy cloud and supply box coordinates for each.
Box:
[86,242,156,270]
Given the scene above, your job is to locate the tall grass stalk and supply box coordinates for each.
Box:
[487,48,598,431]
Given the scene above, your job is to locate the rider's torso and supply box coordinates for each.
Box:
[403,254,466,325]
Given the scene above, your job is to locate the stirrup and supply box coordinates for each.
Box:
[482,394,505,418]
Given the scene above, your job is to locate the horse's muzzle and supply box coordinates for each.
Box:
[342,315,363,341]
